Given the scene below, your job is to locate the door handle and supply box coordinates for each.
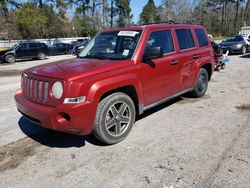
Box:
[192,54,200,59]
[170,60,179,65]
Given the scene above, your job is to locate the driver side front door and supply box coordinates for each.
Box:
[141,29,181,107]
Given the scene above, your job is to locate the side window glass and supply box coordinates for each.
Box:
[30,43,37,48]
[176,29,195,50]
[146,30,174,54]
[195,29,209,47]
[19,43,28,49]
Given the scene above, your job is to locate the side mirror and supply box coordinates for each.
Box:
[143,47,163,61]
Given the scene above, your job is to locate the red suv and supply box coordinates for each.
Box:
[15,23,215,144]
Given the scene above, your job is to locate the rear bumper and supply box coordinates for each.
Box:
[15,89,97,135]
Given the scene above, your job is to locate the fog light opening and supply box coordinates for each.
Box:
[57,112,71,125]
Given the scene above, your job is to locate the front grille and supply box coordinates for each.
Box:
[22,76,49,103]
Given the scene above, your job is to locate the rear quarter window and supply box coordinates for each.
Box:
[195,28,209,47]
[176,29,195,50]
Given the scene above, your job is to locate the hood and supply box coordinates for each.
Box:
[0,48,12,55]
[25,58,133,81]
[220,41,243,47]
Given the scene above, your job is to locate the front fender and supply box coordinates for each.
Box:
[5,51,16,57]
[87,74,143,105]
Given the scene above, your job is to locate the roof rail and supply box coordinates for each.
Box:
[136,20,195,26]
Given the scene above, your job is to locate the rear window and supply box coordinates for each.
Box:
[176,29,195,50]
[195,29,209,47]
[39,43,47,48]
[146,30,174,53]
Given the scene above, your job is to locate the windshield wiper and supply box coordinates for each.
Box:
[81,54,110,60]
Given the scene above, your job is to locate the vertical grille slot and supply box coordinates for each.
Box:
[25,78,29,96]
[44,82,49,103]
[38,81,42,101]
[34,80,37,100]
[29,79,33,98]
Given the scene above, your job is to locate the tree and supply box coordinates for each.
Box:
[116,0,133,27]
[15,3,47,38]
[139,0,158,24]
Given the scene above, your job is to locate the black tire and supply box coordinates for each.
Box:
[93,92,136,144]
[37,52,46,60]
[192,68,209,97]
[5,54,16,64]
[241,46,246,54]
[215,65,221,71]
[221,63,226,70]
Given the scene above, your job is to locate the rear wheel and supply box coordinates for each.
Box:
[215,65,221,71]
[37,52,46,60]
[93,92,136,144]
[192,68,208,97]
[5,54,16,64]
[221,63,226,70]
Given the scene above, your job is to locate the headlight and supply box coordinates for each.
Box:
[52,81,63,99]
[235,43,243,48]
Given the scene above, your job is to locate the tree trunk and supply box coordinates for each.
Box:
[102,0,107,24]
[110,0,114,28]
[244,0,250,24]
[234,0,239,33]
[38,0,43,8]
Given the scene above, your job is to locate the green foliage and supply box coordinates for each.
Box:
[15,3,47,38]
[116,0,132,27]
[0,0,249,39]
[139,0,158,24]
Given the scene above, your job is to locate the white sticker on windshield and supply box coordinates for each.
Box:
[122,49,130,56]
[118,31,139,37]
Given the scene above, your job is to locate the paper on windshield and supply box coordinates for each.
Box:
[118,31,139,37]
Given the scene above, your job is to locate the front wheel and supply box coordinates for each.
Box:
[241,46,246,54]
[192,68,209,97]
[93,92,136,144]
[37,52,46,60]
[5,54,16,64]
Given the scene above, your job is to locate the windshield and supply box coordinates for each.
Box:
[224,35,243,42]
[79,30,142,60]
[10,44,19,50]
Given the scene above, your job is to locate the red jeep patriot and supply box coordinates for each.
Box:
[15,23,215,144]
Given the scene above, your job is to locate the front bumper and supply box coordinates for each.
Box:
[15,89,97,135]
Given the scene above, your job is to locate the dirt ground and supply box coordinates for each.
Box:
[0,54,249,188]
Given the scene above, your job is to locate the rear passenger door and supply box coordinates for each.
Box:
[141,29,182,106]
[29,43,39,57]
[175,28,200,90]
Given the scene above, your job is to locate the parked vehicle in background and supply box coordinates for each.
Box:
[72,40,90,56]
[0,42,49,64]
[220,35,250,54]
[49,43,73,55]
[15,23,215,144]
[243,35,250,45]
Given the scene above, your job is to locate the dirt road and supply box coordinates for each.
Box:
[0,54,249,188]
